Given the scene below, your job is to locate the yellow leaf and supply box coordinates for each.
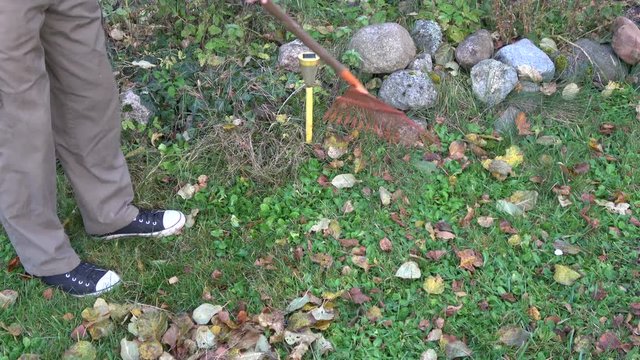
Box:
[465,133,487,147]
[495,146,524,167]
[528,306,541,321]
[507,234,521,246]
[322,291,344,301]
[423,275,445,295]
[366,306,382,322]
[210,325,222,335]
[275,114,288,124]
[554,264,581,286]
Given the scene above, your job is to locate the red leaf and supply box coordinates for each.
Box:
[390,212,406,227]
[459,206,475,228]
[501,293,517,303]
[70,324,88,340]
[456,249,483,272]
[379,237,392,252]
[630,217,640,227]
[426,250,447,261]
[317,175,331,187]
[42,288,54,300]
[572,162,590,174]
[382,171,394,182]
[339,239,360,248]
[7,256,20,272]
[344,287,371,304]
[445,304,463,316]
[418,319,430,331]
[596,331,621,351]
[499,219,518,234]
[581,193,595,203]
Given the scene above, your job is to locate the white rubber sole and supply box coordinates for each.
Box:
[101,212,186,240]
[71,282,121,298]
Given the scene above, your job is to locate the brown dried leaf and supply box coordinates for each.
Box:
[456,249,483,272]
[528,307,541,321]
[498,326,530,347]
[379,237,392,252]
[351,256,371,272]
[572,162,590,174]
[459,206,475,228]
[344,287,371,304]
[501,293,517,303]
[426,250,448,261]
[366,306,382,322]
[599,123,616,135]
[499,220,518,234]
[311,253,333,269]
[436,231,456,240]
[477,216,495,228]
[42,288,53,301]
[445,304,463,316]
[7,257,20,272]
[339,239,360,248]
[515,112,533,135]
[596,331,621,352]
[448,140,467,160]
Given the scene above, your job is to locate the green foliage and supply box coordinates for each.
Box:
[418,0,485,43]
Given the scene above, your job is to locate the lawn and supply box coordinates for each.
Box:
[1,1,639,359]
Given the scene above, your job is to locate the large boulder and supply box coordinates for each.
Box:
[612,17,640,65]
[455,29,494,70]
[348,23,416,74]
[410,20,443,55]
[470,59,518,106]
[277,39,312,72]
[557,39,628,85]
[378,70,437,111]
[494,39,555,82]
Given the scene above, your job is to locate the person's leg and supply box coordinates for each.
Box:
[0,0,81,277]
[40,0,138,236]
[41,0,185,238]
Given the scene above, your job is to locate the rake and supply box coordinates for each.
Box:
[259,0,427,145]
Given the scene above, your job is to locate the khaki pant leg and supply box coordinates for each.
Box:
[0,0,81,276]
[41,0,138,235]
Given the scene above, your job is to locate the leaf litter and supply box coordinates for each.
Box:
[62,292,340,360]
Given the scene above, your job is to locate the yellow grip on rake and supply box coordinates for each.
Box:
[305,86,313,144]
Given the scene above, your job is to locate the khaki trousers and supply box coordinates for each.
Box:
[0,0,138,276]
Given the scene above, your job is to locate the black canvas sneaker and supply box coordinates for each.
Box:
[100,209,186,240]
[40,262,121,297]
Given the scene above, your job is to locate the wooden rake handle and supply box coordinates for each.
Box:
[260,0,368,93]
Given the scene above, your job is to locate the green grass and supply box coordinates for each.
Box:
[2,1,640,359]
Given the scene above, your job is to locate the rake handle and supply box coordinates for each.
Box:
[260,0,367,93]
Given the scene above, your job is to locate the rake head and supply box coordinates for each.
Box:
[323,88,427,146]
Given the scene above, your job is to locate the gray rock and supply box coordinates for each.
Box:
[407,53,433,73]
[411,20,442,55]
[121,89,151,125]
[277,39,312,72]
[628,64,640,88]
[471,59,518,106]
[494,105,520,134]
[455,29,494,70]
[518,81,540,93]
[378,70,437,110]
[558,39,628,85]
[494,39,555,82]
[348,23,416,74]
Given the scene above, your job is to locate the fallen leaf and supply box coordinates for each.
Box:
[131,60,156,69]
[0,290,18,309]
[63,313,75,321]
[540,82,557,96]
[477,216,494,228]
[311,253,333,269]
[379,237,392,252]
[442,337,473,359]
[420,349,438,360]
[436,231,456,240]
[42,288,54,300]
[515,112,533,135]
[339,239,360,248]
[596,331,621,351]
[344,287,370,304]
[498,326,530,347]
[7,257,20,272]
[62,341,97,360]
[558,195,572,207]
[528,306,541,321]
[464,133,487,147]
[395,261,422,279]
[448,141,467,160]
[497,191,538,216]
[426,328,442,341]
[517,65,543,82]
[323,135,349,159]
[331,174,357,189]
[501,293,517,303]
[459,206,475,227]
[507,234,522,246]
[1,322,23,337]
[423,276,445,295]
[168,276,179,285]
[536,135,562,146]
[351,255,371,272]
[176,183,197,200]
[456,249,483,272]
[562,83,580,100]
[553,240,581,255]
[366,306,382,322]
[139,341,164,359]
[601,81,622,98]
[342,200,354,214]
[379,187,392,206]
[327,219,341,240]
[286,295,311,314]
[309,218,330,233]
[588,138,604,155]
[426,250,447,261]
[554,264,581,286]
[594,199,630,215]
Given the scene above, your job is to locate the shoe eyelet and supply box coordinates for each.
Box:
[65,274,70,278]
[71,277,77,282]
[139,219,144,223]
[146,220,151,224]
[78,281,83,285]
[152,222,157,226]
[86,283,91,287]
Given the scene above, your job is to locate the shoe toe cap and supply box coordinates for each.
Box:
[163,210,186,229]
[95,270,121,292]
